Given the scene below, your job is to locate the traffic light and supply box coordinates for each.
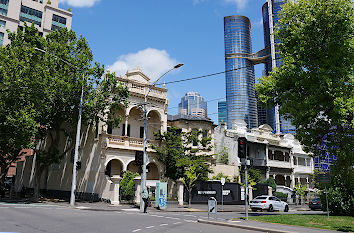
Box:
[76,161,82,170]
[238,137,247,158]
[135,151,143,166]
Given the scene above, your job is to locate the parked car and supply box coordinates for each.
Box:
[250,195,289,212]
[309,198,322,210]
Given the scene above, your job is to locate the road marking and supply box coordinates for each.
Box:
[150,214,159,217]
[159,224,168,226]
[146,226,154,229]
[132,229,141,232]
[171,217,180,220]
[183,214,195,217]
[165,216,174,219]
[184,219,197,223]
[122,209,139,212]
[232,221,241,223]
[173,222,181,225]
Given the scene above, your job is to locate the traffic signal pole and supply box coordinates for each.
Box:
[245,145,248,221]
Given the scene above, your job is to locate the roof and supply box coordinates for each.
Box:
[167,114,214,124]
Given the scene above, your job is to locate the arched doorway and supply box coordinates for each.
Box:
[128,107,144,138]
[147,110,161,140]
[127,161,140,174]
[105,159,123,177]
[147,162,159,180]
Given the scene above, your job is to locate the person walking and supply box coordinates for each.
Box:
[142,186,149,213]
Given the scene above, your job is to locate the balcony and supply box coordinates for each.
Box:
[294,165,313,174]
[104,135,156,152]
[267,160,291,169]
[126,82,167,100]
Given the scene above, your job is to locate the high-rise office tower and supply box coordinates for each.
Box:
[217,101,227,125]
[262,0,295,134]
[0,0,72,46]
[178,91,208,118]
[224,15,258,129]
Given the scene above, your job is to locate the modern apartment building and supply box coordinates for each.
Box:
[223,0,295,133]
[0,0,72,46]
[224,15,258,130]
[262,0,295,134]
[178,91,208,118]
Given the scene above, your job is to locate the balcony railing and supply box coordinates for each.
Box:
[105,135,157,152]
[294,165,313,174]
[267,160,291,169]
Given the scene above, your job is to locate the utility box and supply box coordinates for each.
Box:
[155,182,167,209]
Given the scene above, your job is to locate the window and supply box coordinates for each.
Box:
[0,0,8,16]
[0,20,4,28]
[20,5,43,26]
[52,14,67,25]
[0,32,4,46]
[140,127,144,138]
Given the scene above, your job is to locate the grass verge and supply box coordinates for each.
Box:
[248,214,353,232]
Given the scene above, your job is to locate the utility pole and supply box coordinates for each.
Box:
[34,48,83,207]
[70,83,84,207]
[140,64,184,212]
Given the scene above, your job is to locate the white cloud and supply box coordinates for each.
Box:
[58,0,100,7]
[108,48,179,82]
[255,17,263,27]
[223,0,248,10]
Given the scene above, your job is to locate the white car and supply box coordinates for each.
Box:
[250,195,289,212]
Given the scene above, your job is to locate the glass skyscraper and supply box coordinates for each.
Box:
[218,101,227,125]
[262,0,296,134]
[178,92,208,118]
[224,15,258,129]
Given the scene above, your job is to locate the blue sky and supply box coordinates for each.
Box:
[58,0,267,123]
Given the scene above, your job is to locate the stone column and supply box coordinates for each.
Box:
[266,167,270,179]
[177,180,184,206]
[290,173,295,189]
[111,175,122,205]
[134,176,142,204]
[268,186,273,196]
[124,116,129,136]
[248,185,253,202]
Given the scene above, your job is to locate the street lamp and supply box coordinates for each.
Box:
[140,63,184,212]
[34,48,83,207]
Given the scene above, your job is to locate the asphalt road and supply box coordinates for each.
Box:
[0,203,259,233]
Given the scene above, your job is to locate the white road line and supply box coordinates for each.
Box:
[183,219,197,223]
[132,229,141,232]
[171,217,180,220]
[183,214,195,217]
[146,226,154,229]
[122,209,139,212]
[173,222,181,225]
[159,224,168,226]
[150,214,159,217]
[165,216,174,219]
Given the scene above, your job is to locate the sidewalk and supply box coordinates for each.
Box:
[198,218,339,233]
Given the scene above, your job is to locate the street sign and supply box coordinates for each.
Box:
[220,177,225,186]
[318,173,331,184]
[208,197,217,220]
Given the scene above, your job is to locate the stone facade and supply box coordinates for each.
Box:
[15,69,167,204]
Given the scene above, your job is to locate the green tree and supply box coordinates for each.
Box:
[247,168,262,183]
[294,184,307,205]
[152,127,212,182]
[120,171,139,201]
[215,146,229,165]
[181,164,200,208]
[256,0,353,214]
[0,25,129,199]
[211,173,230,182]
[260,178,277,191]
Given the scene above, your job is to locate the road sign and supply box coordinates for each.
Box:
[208,197,217,220]
[220,177,225,186]
[318,173,331,184]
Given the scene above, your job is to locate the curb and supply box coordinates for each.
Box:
[197,219,293,233]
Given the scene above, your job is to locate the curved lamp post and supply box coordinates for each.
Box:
[140,63,184,212]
